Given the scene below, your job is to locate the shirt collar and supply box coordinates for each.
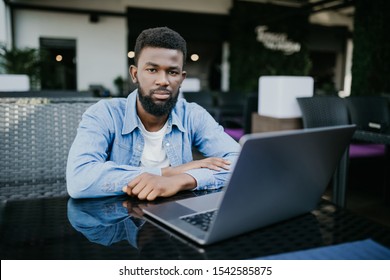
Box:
[170,104,186,133]
[122,90,139,135]
[122,89,186,135]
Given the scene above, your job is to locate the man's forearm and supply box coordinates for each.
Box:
[174,173,197,191]
[162,157,231,177]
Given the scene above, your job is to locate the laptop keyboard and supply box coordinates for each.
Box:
[180,209,217,232]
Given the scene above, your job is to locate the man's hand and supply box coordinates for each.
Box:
[162,157,231,176]
[122,173,196,201]
[123,157,230,201]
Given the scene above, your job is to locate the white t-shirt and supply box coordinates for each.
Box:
[138,119,170,168]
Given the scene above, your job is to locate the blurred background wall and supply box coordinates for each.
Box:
[2,0,375,97]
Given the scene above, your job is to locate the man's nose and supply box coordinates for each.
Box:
[156,72,169,86]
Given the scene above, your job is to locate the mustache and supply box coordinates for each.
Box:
[150,87,172,95]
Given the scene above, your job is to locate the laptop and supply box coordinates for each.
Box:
[142,125,356,245]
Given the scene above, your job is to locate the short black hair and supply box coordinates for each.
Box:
[133,27,187,66]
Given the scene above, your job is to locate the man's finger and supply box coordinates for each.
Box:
[127,173,144,188]
[122,185,132,195]
[136,185,154,200]
[146,190,159,201]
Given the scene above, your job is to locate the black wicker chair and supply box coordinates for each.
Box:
[345,96,390,132]
[345,95,389,199]
[0,98,99,201]
[297,96,351,207]
[297,96,388,207]
[182,91,220,121]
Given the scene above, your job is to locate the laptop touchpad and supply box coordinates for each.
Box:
[176,192,224,212]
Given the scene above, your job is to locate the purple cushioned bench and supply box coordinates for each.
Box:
[224,128,244,142]
[349,144,387,158]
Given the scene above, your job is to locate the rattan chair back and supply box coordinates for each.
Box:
[0,98,98,200]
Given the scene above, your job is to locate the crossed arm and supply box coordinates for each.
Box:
[122,157,231,201]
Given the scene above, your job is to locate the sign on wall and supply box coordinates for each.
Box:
[255,25,301,55]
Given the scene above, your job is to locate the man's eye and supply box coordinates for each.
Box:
[168,71,179,75]
[147,68,157,73]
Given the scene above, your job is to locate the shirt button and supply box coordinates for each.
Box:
[166,142,170,146]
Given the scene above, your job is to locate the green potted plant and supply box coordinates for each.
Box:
[0,44,44,90]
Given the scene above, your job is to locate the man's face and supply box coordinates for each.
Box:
[130,47,186,116]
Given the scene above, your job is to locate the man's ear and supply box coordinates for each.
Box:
[129,65,138,83]
[181,70,187,80]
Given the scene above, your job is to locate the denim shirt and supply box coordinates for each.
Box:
[67,197,144,249]
[66,90,241,198]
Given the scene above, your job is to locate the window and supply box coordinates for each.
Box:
[40,38,77,90]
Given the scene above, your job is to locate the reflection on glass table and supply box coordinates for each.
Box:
[1,188,390,260]
[68,196,146,249]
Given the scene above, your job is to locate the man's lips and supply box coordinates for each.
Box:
[152,90,171,100]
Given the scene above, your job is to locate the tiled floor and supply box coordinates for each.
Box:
[323,186,390,228]
[331,158,390,228]
[348,157,389,227]
[345,186,390,228]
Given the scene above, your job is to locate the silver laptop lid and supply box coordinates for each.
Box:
[204,125,356,244]
[143,125,356,245]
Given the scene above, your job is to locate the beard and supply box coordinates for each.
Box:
[138,87,179,117]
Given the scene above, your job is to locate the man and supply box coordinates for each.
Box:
[66,27,240,201]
